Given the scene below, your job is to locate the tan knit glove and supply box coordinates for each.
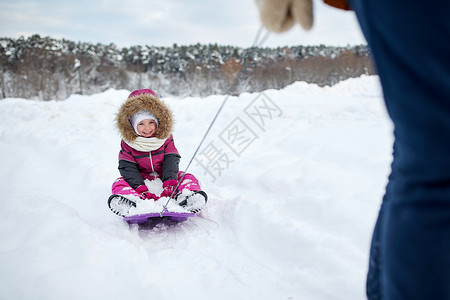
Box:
[254,0,314,32]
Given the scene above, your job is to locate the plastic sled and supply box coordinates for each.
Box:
[124,209,195,224]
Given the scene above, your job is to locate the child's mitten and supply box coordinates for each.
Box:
[254,0,313,32]
[135,185,158,200]
[160,180,178,198]
[142,192,158,200]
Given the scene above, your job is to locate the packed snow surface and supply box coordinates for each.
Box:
[0,75,392,300]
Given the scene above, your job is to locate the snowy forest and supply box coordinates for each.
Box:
[0,34,374,100]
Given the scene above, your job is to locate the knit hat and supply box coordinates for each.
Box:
[128,89,157,98]
[130,110,159,135]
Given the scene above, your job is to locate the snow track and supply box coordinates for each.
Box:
[0,76,392,300]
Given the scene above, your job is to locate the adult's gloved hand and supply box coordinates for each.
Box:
[160,180,178,198]
[254,0,313,32]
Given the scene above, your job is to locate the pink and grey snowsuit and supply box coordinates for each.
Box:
[110,89,202,202]
[112,136,201,200]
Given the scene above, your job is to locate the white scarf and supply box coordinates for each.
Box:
[124,136,167,152]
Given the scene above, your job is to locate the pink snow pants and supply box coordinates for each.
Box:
[111,172,201,200]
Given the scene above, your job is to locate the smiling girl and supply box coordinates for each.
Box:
[108,89,207,217]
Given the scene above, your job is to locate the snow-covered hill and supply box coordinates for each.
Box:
[0,75,392,300]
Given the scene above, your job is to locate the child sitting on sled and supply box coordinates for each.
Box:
[108,89,207,217]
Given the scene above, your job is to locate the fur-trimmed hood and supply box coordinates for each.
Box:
[116,89,174,142]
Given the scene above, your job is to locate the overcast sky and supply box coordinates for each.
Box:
[0,0,366,48]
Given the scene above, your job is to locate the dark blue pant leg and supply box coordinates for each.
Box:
[366,201,383,300]
[347,0,450,299]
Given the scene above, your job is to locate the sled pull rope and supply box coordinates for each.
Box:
[161,26,270,212]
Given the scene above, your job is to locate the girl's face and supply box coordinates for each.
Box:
[137,119,157,137]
